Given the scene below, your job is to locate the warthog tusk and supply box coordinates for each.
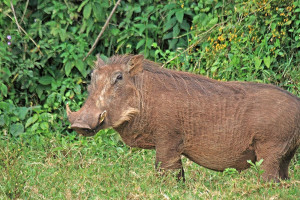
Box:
[99,110,107,123]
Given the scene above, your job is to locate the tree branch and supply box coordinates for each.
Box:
[9,1,43,55]
[20,0,29,24]
[10,0,21,32]
[83,0,122,61]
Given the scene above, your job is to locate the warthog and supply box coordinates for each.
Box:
[67,54,300,181]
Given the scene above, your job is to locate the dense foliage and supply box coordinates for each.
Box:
[1,0,299,138]
[0,0,299,198]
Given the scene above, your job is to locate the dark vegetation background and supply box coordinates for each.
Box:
[0,0,299,199]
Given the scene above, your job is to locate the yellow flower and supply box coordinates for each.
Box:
[181,4,184,8]
[218,34,225,42]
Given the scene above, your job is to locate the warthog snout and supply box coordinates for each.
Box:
[71,119,93,135]
[66,103,107,136]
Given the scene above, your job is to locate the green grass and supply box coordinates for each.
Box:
[1,133,299,200]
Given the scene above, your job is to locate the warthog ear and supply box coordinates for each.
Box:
[126,55,144,76]
[95,53,105,68]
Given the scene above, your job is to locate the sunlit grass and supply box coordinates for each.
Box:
[0,135,299,199]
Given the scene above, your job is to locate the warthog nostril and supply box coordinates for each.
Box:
[71,122,91,131]
[82,128,90,132]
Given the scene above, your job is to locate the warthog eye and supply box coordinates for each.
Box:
[111,72,123,84]
[116,74,123,81]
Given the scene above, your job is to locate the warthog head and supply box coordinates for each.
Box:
[66,55,143,136]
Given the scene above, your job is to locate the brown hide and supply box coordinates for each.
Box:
[67,54,300,181]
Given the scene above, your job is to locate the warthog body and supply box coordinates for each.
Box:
[67,55,300,181]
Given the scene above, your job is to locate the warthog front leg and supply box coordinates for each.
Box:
[154,133,185,181]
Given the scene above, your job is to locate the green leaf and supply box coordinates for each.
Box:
[263,56,271,69]
[247,160,255,167]
[110,28,120,36]
[93,2,103,21]
[40,122,49,130]
[52,146,64,152]
[134,24,146,35]
[257,159,264,166]
[211,66,218,73]
[10,123,24,137]
[271,23,276,31]
[31,123,39,132]
[18,107,28,120]
[83,3,92,19]
[59,29,67,42]
[173,24,180,38]
[39,76,53,85]
[1,83,7,97]
[46,93,56,106]
[214,2,223,9]
[163,17,177,32]
[175,10,184,23]
[254,56,262,70]
[0,115,4,126]
[76,60,87,77]
[36,86,43,99]
[65,61,74,77]
[168,38,178,49]
[25,114,38,128]
[136,39,145,50]
[78,0,89,12]
[180,19,190,31]
[2,67,11,80]
[74,85,81,95]
[285,20,292,25]
[208,17,218,27]
[248,15,256,23]
[133,5,141,13]
[162,32,173,40]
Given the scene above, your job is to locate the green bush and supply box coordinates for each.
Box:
[0,0,299,140]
